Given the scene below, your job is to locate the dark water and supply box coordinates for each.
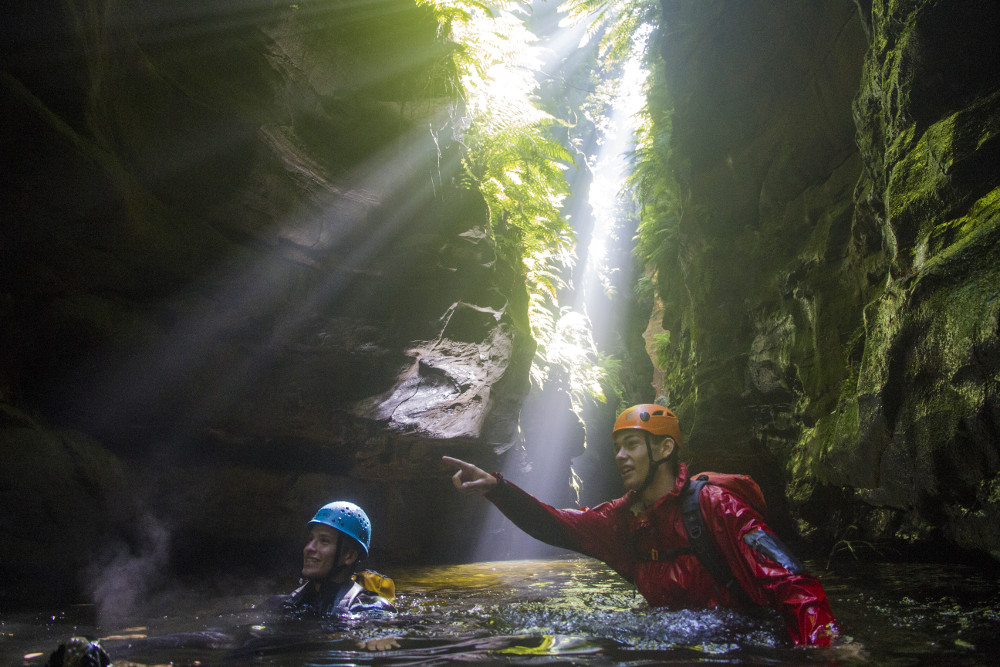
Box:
[4,556,999,665]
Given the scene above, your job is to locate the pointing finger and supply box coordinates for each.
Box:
[441,455,472,471]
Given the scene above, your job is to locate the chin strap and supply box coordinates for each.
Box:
[639,432,672,492]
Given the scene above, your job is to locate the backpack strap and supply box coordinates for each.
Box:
[682,475,750,603]
[636,545,693,562]
[333,581,366,612]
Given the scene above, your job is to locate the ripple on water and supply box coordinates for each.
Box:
[5,556,1000,665]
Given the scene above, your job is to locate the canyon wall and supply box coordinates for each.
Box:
[1,0,534,603]
[655,0,1000,560]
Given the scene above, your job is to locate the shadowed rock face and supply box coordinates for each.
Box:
[1,0,533,602]
[656,0,1000,560]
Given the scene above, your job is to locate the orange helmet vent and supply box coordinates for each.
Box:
[613,404,683,448]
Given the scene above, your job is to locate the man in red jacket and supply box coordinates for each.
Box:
[443,403,838,647]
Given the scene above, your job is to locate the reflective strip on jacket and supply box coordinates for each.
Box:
[485,462,837,646]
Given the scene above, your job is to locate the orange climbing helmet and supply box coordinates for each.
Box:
[613,403,683,448]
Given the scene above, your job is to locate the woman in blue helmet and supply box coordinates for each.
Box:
[43,502,399,664]
[280,501,396,617]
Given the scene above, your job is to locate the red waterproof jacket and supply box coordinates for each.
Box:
[486,463,837,646]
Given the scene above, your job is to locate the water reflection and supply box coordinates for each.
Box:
[6,557,999,665]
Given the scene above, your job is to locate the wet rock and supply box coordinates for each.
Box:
[656,0,1000,560]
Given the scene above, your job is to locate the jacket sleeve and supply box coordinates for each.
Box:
[486,478,632,574]
[703,486,838,647]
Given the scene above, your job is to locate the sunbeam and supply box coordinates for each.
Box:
[468,1,651,562]
[14,0,650,588]
[69,104,459,441]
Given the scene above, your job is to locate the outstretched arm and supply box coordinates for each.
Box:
[442,455,575,550]
[441,456,630,573]
[442,456,498,496]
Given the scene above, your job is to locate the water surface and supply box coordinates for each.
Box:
[5,556,999,665]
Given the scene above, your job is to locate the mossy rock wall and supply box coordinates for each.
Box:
[807,0,1000,558]
[656,0,1000,559]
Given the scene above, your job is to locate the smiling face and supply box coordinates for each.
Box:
[302,525,358,582]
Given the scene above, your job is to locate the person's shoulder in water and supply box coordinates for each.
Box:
[349,584,396,614]
[277,572,395,617]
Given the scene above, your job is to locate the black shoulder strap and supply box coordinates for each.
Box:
[681,475,745,598]
[334,581,366,612]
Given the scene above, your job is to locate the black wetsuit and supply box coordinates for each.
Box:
[279,579,396,617]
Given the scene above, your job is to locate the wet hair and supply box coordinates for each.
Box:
[343,535,366,570]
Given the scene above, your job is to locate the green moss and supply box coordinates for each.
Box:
[855,285,908,396]
[987,475,1000,505]
[886,89,1000,268]
[886,119,953,248]
[894,524,932,543]
[926,187,1000,265]
[913,265,1000,374]
[884,121,919,172]
[796,518,817,541]
[864,508,900,536]
[785,468,814,505]
[942,473,1000,557]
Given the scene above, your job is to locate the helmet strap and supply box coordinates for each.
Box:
[326,533,352,582]
[640,432,671,492]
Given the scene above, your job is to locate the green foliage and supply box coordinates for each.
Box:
[651,331,671,369]
[419,1,598,408]
[418,0,576,273]
[632,272,656,301]
[596,351,626,410]
[464,124,576,271]
[626,51,681,270]
[422,1,689,413]
[558,1,679,273]
[530,306,611,412]
[560,0,659,68]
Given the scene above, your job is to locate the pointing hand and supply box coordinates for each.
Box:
[442,456,498,495]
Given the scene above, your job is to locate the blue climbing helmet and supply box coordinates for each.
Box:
[308,501,372,558]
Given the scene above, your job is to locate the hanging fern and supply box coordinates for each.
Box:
[559,0,659,68]
[463,122,576,271]
[418,1,577,315]
[626,35,681,272]
[416,1,580,404]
